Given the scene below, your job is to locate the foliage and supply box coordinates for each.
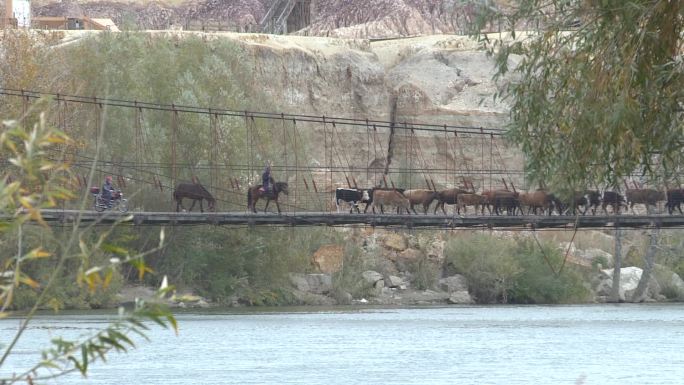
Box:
[140,226,337,305]
[445,233,590,303]
[475,0,684,191]
[406,235,440,290]
[0,115,176,383]
[331,243,377,303]
[445,233,522,303]
[507,238,590,304]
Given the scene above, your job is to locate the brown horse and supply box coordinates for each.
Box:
[174,183,216,212]
[247,182,289,214]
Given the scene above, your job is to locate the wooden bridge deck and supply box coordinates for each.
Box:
[7,210,683,229]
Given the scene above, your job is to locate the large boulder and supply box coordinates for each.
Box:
[383,233,408,251]
[289,273,332,295]
[439,274,468,293]
[386,275,406,289]
[653,264,684,299]
[362,270,384,288]
[598,266,660,302]
[448,291,474,304]
[312,244,344,274]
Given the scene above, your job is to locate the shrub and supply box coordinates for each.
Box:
[445,233,591,304]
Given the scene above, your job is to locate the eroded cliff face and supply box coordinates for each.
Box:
[55,30,521,190]
[221,33,519,190]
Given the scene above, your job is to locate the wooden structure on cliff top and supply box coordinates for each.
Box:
[3,0,119,31]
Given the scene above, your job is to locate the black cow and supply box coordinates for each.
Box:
[602,191,627,214]
[586,190,602,215]
[335,188,370,213]
[666,189,684,215]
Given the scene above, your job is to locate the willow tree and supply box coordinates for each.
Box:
[476,0,683,302]
[477,0,683,191]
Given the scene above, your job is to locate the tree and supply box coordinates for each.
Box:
[476,0,684,191]
[0,112,176,383]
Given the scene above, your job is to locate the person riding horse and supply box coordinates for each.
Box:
[261,163,275,195]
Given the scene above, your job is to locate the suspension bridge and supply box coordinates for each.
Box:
[1,88,677,229]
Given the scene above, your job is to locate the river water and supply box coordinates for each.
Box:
[1,304,683,384]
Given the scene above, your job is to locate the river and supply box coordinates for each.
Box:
[1,304,683,384]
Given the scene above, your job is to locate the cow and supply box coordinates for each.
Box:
[456,193,488,215]
[402,189,439,214]
[369,189,411,214]
[361,188,405,213]
[434,188,469,215]
[666,189,684,215]
[518,190,554,215]
[335,188,370,213]
[491,190,520,215]
[602,191,628,214]
[625,188,666,214]
[585,190,602,215]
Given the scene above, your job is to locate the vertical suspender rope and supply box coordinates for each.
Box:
[366,119,371,184]
[282,113,288,189]
[444,124,449,189]
[490,133,494,191]
[405,121,410,189]
[20,89,28,127]
[245,111,252,185]
[209,110,218,189]
[293,118,298,214]
[134,104,142,204]
[93,97,101,152]
[323,116,331,201]
[171,105,178,188]
[330,121,354,188]
[481,127,485,193]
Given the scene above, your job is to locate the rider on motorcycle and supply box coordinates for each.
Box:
[102,176,115,207]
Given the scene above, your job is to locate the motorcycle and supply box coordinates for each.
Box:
[90,187,129,213]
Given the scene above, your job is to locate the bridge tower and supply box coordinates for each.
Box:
[260,0,314,35]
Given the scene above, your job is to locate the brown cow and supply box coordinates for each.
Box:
[403,189,439,215]
[625,188,666,214]
[456,193,488,215]
[434,188,468,215]
[370,189,411,214]
[518,190,554,215]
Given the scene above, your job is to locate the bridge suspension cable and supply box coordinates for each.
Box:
[0,88,506,137]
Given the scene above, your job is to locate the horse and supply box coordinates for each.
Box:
[247,182,289,214]
[174,183,216,212]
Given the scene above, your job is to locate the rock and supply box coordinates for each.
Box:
[292,290,337,306]
[386,275,405,288]
[599,266,662,301]
[196,299,210,308]
[448,291,474,304]
[336,291,353,305]
[396,248,421,261]
[383,233,408,251]
[289,273,332,294]
[583,248,614,266]
[595,278,613,297]
[362,270,384,285]
[439,274,468,293]
[312,244,344,274]
[601,266,642,292]
[174,294,202,303]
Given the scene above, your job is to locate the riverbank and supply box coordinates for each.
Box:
[116,228,684,309]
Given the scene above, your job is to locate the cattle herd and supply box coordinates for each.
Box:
[334,187,684,216]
